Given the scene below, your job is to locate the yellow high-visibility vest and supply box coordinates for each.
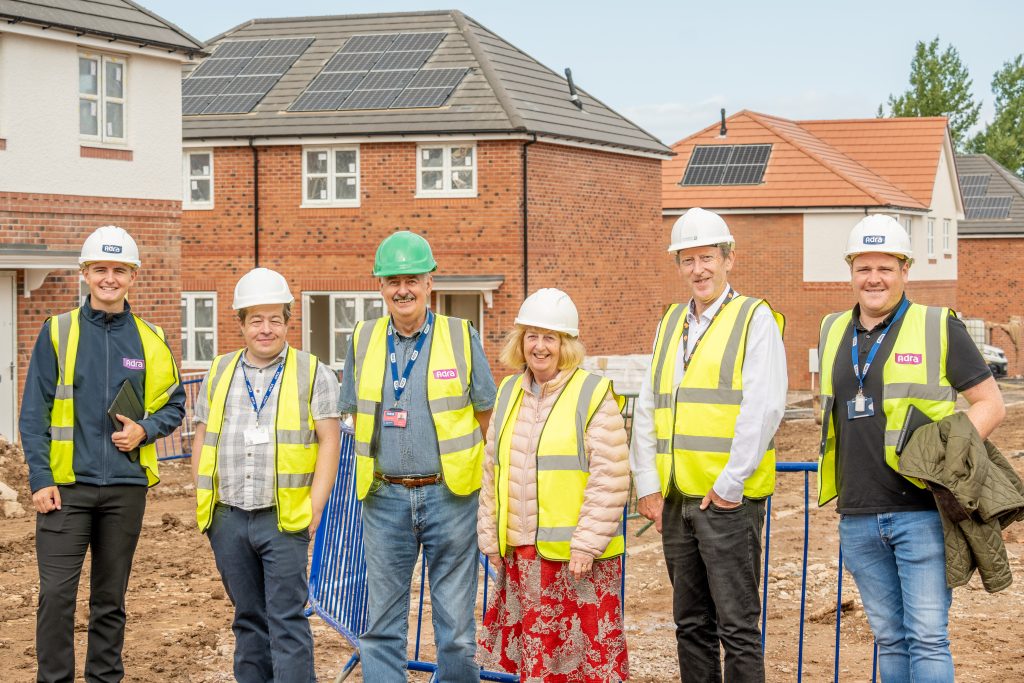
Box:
[195,347,320,532]
[651,296,785,498]
[351,314,483,500]
[492,369,625,561]
[816,303,956,505]
[48,309,179,487]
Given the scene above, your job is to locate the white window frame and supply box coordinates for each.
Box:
[942,218,952,253]
[926,218,936,258]
[903,217,914,252]
[301,146,360,208]
[180,292,217,370]
[302,291,383,369]
[416,143,477,198]
[79,52,127,144]
[183,150,214,210]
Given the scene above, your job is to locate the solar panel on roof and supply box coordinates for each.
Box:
[373,50,433,71]
[339,89,404,110]
[390,87,456,109]
[965,195,1013,220]
[257,37,313,57]
[290,90,352,112]
[213,40,269,59]
[183,37,315,115]
[182,96,216,115]
[340,34,398,53]
[324,52,381,73]
[307,72,366,92]
[391,32,445,51]
[357,70,416,91]
[681,144,771,186]
[405,68,466,89]
[959,174,991,198]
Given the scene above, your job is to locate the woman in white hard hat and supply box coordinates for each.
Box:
[477,288,630,682]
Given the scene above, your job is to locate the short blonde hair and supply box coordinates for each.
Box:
[499,325,586,372]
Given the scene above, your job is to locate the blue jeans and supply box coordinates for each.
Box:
[839,510,953,683]
[360,481,480,682]
[207,505,315,683]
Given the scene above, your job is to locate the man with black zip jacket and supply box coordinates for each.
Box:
[19,225,185,683]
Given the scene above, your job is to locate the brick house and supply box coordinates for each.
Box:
[179,10,672,376]
[956,153,1024,376]
[0,0,202,440]
[662,111,963,390]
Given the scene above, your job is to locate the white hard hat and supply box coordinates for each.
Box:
[515,288,579,337]
[232,268,295,310]
[668,207,735,252]
[844,215,914,263]
[79,225,141,267]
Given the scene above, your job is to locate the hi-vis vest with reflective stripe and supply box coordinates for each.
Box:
[492,369,625,561]
[816,303,956,506]
[651,296,785,498]
[195,347,320,532]
[351,314,483,500]
[49,309,179,487]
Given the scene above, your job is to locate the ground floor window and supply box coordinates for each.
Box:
[304,292,384,368]
[181,292,217,369]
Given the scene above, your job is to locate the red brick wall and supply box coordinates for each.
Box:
[659,213,957,389]
[525,143,669,362]
[183,141,526,370]
[182,140,666,377]
[1,192,182,408]
[958,237,1024,376]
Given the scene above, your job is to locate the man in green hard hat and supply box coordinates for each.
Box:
[339,231,497,681]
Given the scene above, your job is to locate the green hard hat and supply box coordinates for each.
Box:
[373,231,438,277]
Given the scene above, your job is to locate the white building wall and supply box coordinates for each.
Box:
[0,31,182,201]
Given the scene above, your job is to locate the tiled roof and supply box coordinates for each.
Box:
[0,0,203,53]
[662,110,949,211]
[182,10,670,156]
[957,154,1024,237]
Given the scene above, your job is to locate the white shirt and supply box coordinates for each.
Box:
[629,285,788,502]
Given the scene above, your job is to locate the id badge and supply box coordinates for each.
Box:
[383,409,408,428]
[846,394,875,420]
[244,426,270,446]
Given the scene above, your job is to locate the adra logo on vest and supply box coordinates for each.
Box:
[863,235,886,245]
[433,368,458,380]
[895,353,922,365]
[102,244,123,254]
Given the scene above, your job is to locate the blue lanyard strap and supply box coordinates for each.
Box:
[387,310,433,404]
[242,358,285,426]
[851,298,909,391]
[682,288,736,371]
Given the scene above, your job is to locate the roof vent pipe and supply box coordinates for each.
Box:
[720,108,727,137]
[564,68,583,109]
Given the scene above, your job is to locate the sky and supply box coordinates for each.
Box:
[143,0,1024,145]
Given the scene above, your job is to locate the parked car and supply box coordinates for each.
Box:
[981,343,1009,377]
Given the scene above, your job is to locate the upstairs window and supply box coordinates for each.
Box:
[302,147,359,207]
[417,144,476,197]
[79,53,126,142]
[183,150,214,209]
[681,144,771,186]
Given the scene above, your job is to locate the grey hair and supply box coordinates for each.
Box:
[675,243,733,264]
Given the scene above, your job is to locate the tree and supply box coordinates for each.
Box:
[881,37,981,150]
[968,55,1024,177]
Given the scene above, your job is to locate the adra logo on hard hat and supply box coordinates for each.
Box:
[863,235,886,245]
[102,244,123,254]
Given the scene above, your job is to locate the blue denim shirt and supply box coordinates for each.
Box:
[339,316,496,475]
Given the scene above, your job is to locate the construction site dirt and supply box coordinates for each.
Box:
[1,398,1023,682]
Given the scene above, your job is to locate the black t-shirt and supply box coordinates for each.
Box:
[832,297,992,514]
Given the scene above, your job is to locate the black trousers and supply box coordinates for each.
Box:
[662,492,767,683]
[35,483,148,683]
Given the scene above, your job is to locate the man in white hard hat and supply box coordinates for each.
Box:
[20,225,186,682]
[191,267,341,682]
[338,231,497,682]
[630,207,787,682]
[816,214,1004,682]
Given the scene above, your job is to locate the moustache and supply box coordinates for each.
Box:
[392,295,416,303]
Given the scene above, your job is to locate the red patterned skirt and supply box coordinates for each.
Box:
[478,545,629,682]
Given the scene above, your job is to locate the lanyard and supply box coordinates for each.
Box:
[242,359,284,426]
[682,288,736,371]
[387,310,433,404]
[851,297,909,394]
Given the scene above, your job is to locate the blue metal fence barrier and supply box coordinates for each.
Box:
[155,376,203,462]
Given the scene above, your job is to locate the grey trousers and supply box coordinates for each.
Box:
[662,492,766,683]
[35,483,147,683]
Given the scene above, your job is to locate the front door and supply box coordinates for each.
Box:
[0,272,16,440]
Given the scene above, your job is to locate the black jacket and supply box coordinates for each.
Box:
[19,297,186,492]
